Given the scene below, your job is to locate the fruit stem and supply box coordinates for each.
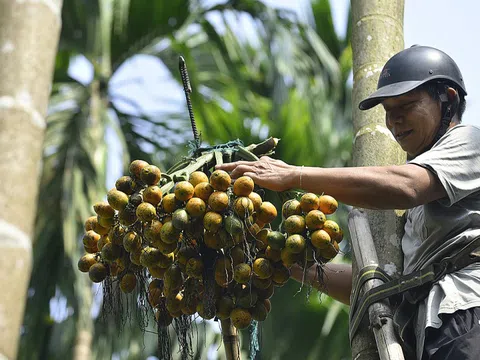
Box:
[220,319,241,360]
[160,152,215,194]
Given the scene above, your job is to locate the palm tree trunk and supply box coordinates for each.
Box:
[73,275,94,360]
[350,1,406,359]
[0,0,62,358]
[71,78,108,360]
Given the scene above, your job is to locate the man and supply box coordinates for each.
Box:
[217,46,480,359]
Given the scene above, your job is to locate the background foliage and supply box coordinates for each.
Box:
[20,0,353,359]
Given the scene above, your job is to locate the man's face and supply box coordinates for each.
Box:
[382,90,442,157]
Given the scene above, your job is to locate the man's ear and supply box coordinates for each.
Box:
[446,87,458,101]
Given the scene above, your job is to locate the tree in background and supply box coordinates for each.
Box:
[19,0,353,359]
[0,0,62,359]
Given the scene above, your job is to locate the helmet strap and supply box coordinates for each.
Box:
[431,85,459,145]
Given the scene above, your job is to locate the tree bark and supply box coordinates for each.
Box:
[0,0,62,358]
[350,1,406,359]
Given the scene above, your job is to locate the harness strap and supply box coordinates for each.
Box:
[349,265,392,321]
[349,265,435,342]
[349,236,480,343]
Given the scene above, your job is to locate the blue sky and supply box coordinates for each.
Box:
[269,0,480,126]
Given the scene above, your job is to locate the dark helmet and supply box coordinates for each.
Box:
[359,45,467,110]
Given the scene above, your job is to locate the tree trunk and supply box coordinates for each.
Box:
[72,273,94,360]
[350,1,406,359]
[0,0,62,359]
[71,77,108,358]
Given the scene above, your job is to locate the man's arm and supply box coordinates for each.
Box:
[217,157,447,210]
[290,263,352,305]
[297,163,447,209]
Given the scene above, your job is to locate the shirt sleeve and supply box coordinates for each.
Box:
[409,125,480,206]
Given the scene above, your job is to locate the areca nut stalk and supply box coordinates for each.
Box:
[0,0,63,358]
[351,0,406,359]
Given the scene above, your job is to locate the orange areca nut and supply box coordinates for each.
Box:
[233,263,252,284]
[233,197,254,218]
[115,175,135,195]
[144,219,163,244]
[93,202,115,218]
[136,202,157,222]
[256,201,277,224]
[323,220,341,240]
[140,165,162,185]
[107,188,129,211]
[284,234,306,254]
[230,308,252,329]
[318,241,339,260]
[185,197,207,218]
[203,211,223,233]
[97,235,110,251]
[305,210,326,230]
[282,199,302,218]
[253,258,273,279]
[208,191,230,213]
[101,243,122,262]
[283,215,306,235]
[280,248,300,267]
[123,231,142,252]
[265,246,282,262]
[129,159,149,179]
[233,176,254,196]
[83,230,101,248]
[272,265,290,285]
[318,194,338,215]
[88,263,108,283]
[204,231,224,250]
[174,181,195,202]
[143,185,163,206]
[84,216,97,232]
[300,193,319,213]
[98,216,114,228]
[78,253,97,273]
[194,182,215,202]
[120,272,137,293]
[310,229,331,249]
[209,170,231,191]
[189,171,209,187]
[161,193,178,213]
[248,191,263,212]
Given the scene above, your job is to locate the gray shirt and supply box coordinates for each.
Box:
[403,124,480,359]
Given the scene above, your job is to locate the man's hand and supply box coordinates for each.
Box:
[216,156,300,192]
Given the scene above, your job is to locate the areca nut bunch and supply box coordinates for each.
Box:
[277,193,343,268]
[77,158,286,331]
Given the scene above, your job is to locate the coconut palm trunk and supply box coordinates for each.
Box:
[0,0,62,358]
[350,1,406,359]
